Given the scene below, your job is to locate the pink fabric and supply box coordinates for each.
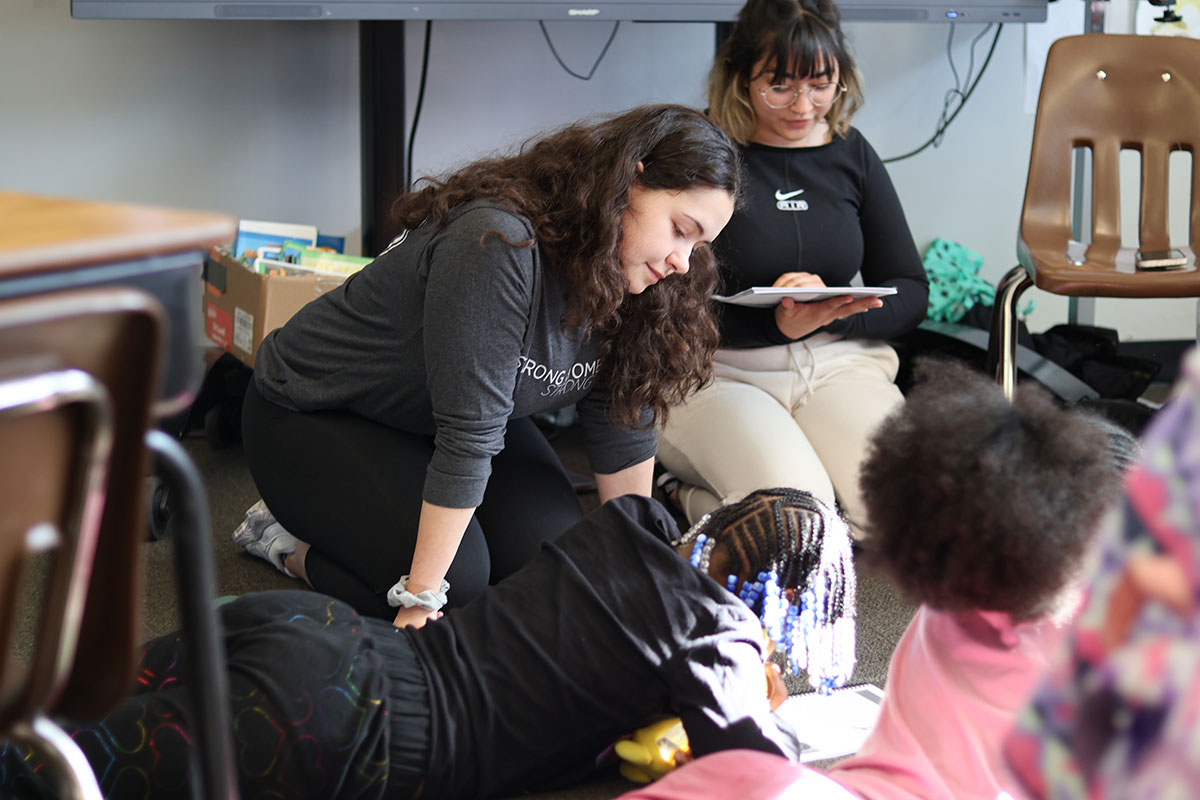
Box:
[826,606,1065,800]
[615,749,856,800]
[615,607,1066,800]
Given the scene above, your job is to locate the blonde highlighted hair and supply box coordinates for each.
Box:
[707,0,864,145]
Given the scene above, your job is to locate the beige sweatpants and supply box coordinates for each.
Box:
[657,335,902,538]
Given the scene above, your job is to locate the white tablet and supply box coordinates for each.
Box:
[712,286,897,307]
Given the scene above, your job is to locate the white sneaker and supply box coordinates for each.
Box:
[232,499,273,542]
[233,501,298,578]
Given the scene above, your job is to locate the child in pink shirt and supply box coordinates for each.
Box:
[825,607,1069,799]
[619,357,1135,800]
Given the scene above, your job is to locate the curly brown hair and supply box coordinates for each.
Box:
[860,358,1129,620]
[707,0,865,144]
[391,104,742,428]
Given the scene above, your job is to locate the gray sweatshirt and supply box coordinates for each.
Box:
[253,200,656,508]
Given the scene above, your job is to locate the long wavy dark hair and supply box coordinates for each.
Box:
[391,104,742,428]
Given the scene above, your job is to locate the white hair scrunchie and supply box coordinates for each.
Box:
[387,575,450,611]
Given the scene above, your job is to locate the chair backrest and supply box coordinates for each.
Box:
[0,369,112,731]
[1022,33,1200,286]
[0,287,163,719]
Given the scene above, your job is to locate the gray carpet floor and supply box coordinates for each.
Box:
[139,420,915,799]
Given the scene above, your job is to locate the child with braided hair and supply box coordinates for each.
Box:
[613,488,857,784]
[617,357,1137,800]
[2,488,856,800]
[676,486,856,693]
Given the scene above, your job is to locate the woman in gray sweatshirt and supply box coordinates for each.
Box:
[235,104,743,628]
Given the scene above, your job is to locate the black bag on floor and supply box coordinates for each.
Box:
[953,305,1161,401]
[1031,324,1161,401]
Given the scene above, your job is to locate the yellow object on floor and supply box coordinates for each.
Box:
[614,717,689,783]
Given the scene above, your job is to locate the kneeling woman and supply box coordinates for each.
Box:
[237,104,741,629]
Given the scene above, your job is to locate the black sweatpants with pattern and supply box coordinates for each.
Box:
[0,591,430,800]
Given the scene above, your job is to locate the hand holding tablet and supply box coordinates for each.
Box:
[712,286,898,307]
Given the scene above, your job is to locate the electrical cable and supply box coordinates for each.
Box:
[538,20,621,80]
[946,23,963,92]
[405,19,618,189]
[406,20,433,190]
[929,23,993,149]
[883,23,1003,164]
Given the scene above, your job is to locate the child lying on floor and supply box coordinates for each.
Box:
[617,357,1137,800]
[1,488,855,800]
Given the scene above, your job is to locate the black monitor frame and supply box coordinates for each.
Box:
[72,0,1047,23]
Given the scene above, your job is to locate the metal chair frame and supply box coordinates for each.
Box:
[0,288,237,799]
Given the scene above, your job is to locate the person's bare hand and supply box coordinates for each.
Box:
[773,271,826,289]
[765,662,789,711]
[1104,553,1193,649]
[393,605,441,630]
[775,294,883,340]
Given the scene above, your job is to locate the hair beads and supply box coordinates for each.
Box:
[688,533,717,574]
[680,489,857,694]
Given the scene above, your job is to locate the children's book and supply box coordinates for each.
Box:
[251,256,349,279]
[234,220,319,262]
[775,683,884,763]
[297,247,372,276]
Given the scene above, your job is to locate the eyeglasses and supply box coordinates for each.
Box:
[757,81,845,109]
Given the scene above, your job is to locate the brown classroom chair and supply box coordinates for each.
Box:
[987,33,1200,399]
[0,367,112,799]
[0,287,237,799]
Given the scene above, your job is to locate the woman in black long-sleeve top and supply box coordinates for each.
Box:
[658,0,929,539]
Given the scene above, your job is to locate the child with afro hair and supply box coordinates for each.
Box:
[617,357,1135,800]
[822,357,1135,798]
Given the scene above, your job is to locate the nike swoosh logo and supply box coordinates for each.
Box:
[775,189,805,201]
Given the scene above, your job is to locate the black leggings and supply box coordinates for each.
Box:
[241,382,584,619]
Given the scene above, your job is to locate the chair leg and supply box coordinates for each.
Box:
[986,266,1034,401]
[147,430,240,800]
[12,716,104,800]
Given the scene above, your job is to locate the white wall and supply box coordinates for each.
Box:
[1,1,362,250]
[4,0,1195,339]
[401,19,714,176]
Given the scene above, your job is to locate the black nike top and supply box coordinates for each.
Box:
[713,128,929,348]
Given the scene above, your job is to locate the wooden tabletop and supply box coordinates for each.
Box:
[0,191,235,278]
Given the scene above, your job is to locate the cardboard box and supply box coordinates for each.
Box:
[202,247,345,369]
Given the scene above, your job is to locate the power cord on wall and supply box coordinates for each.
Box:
[883,22,1003,164]
[405,20,619,190]
[405,20,433,190]
[539,20,621,80]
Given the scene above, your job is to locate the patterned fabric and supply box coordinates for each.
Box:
[1004,348,1200,798]
[922,237,994,324]
[0,590,424,800]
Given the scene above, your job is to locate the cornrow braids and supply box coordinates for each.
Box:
[678,488,857,693]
